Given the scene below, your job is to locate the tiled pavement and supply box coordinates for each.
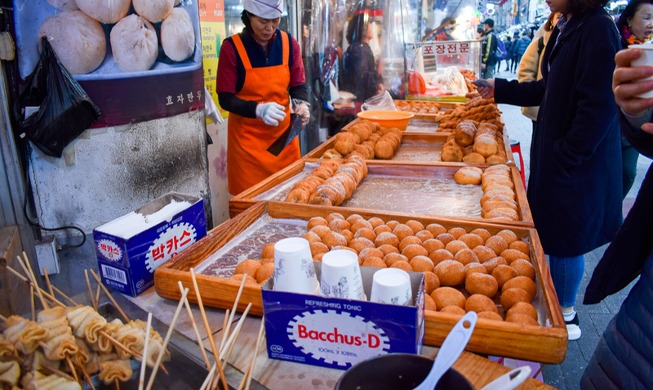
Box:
[494,68,650,389]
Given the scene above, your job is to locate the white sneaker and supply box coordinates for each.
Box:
[565,313,581,341]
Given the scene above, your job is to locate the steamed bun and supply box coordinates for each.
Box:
[38,11,106,74]
[46,0,78,10]
[110,14,158,72]
[161,8,195,61]
[76,0,131,24]
[133,0,175,23]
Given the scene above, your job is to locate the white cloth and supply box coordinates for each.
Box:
[243,0,283,19]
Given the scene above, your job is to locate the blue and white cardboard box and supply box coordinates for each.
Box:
[262,263,425,370]
[93,192,206,297]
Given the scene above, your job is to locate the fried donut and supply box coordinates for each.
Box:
[453,166,483,185]
[465,272,499,297]
[431,287,466,310]
[434,260,465,286]
[410,255,435,272]
[465,294,498,314]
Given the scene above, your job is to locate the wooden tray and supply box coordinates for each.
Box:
[393,99,460,120]
[228,159,532,226]
[154,202,567,363]
[305,130,514,165]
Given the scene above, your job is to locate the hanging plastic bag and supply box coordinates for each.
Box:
[361,90,396,111]
[14,36,101,158]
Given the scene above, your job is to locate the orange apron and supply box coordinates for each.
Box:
[227,31,300,195]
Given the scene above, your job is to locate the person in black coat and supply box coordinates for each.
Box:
[340,12,384,101]
[581,47,653,390]
[475,0,623,341]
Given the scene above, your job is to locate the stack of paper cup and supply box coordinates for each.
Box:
[320,250,366,301]
[630,43,653,98]
[273,237,320,295]
[370,268,413,306]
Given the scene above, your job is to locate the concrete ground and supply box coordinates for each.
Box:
[50,69,652,389]
[493,68,651,389]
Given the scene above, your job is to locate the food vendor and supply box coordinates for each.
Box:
[216,0,310,195]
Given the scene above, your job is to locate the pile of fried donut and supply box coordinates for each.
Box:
[231,212,539,326]
[453,164,519,222]
[442,120,507,164]
[435,96,503,132]
[321,119,403,160]
[284,154,368,206]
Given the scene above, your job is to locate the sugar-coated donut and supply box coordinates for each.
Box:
[390,260,413,272]
[384,252,409,267]
[361,256,387,268]
[465,272,499,297]
[491,264,518,289]
[425,223,447,237]
[465,293,499,314]
[431,287,466,310]
[410,255,435,272]
[481,256,508,273]
[511,259,536,280]
[235,259,261,278]
[402,243,429,259]
[434,260,466,286]
[255,262,275,283]
[477,311,504,322]
[429,249,455,267]
[422,238,445,253]
[500,288,532,311]
[454,166,484,185]
[507,301,539,321]
[464,262,488,277]
[502,276,537,301]
[423,271,440,294]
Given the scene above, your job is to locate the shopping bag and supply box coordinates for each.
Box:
[15,36,101,158]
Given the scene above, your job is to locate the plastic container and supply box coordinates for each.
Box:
[357,110,414,130]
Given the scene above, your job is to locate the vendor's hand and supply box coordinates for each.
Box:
[613,48,653,117]
[256,102,286,126]
[295,101,310,125]
[476,78,495,99]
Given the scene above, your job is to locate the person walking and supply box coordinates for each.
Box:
[216,0,310,195]
[502,36,514,71]
[512,30,532,69]
[517,12,561,131]
[615,0,652,198]
[581,46,653,390]
[475,0,623,341]
[480,18,498,79]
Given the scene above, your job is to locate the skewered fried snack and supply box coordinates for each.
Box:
[66,305,108,344]
[98,353,132,385]
[3,316,48,355]
[22,370,82,390]
[0,360,20,388]
[132,319,169,367]
[93,318,123,353]
[0,336,18,359]
[37,307,79,360]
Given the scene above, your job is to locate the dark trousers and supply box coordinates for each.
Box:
[622,140,639,198]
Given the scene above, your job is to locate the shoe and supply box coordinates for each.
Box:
[564,312,581,341]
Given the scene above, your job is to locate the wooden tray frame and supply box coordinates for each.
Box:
[228,159,532,226]
[305,128,514,166]
[154,201,567,363]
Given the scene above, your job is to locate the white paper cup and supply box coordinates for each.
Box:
[370,268,413,306]
[630,43,653,98]
[273,237,320,294]
[320,250,366,300]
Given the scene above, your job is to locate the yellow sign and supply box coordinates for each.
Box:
[199,0,227,117]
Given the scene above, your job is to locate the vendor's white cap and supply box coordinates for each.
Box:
[244,0,283,19]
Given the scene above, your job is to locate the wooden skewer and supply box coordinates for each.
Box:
[21,252,50,309]
[89,269,129,323]
[0,313,6,323]
[17,255,48,309]
[65,356,79,383]
[115,378,120,390]
[39,360,78,382]
[77,364,96,390]
[145,287,189,390]
[219,275,247,354]
[220,303,252,363]
[5,266,65,307]
[200,363,217,390]
[85,270,98,311]
[177,281,211,370]
[240,318,266,390]
[30,285,35,321]
[51,285,79,307]
[95,284,102,310]
[43,267,55,298]
[138,313,153,390]
[189,268,228,390]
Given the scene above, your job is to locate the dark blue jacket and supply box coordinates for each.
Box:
[581,110,653,389]
[514,36,531,57]
[494,7,622,256]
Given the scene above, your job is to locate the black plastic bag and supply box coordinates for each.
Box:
[15,37,101,158]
